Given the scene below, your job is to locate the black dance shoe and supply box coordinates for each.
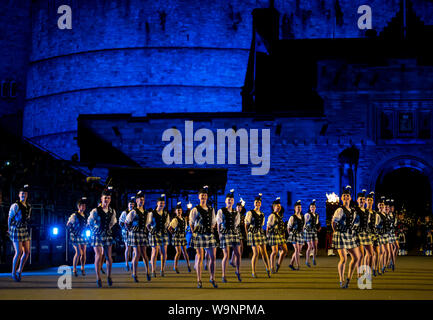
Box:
[73,270,78,277]
[276,264,280,273]
[289,264,296,271]
[81,268,86,276]
[160,270,165,277]
[221,277,227,283]
[96,279,102,288]
[197,281,202,288]
[101,268,106,274]
[235,272,242,282]
[210,279,218,288]
[107,277,113,287]
[187,265,192,273]
[343,278,350,289]
[146,273,151,281]
[132,275,139,283]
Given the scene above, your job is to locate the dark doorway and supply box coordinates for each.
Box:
[375,167,432,217]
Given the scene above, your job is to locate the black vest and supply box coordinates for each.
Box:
[248,210,264,233]
[357,207,369,232]
[71,212,87,236]
[306,212,318,232]
[335,207,353,232]
[310,212,318,231]
[383,213,391,233]
[195,205,213,234]
[153,210,168,234]
[387,213,396,232]
[269,213,283,235]
[291,214,304,233]
[376,212,386,234]
[135,208,148,231]
[368,210,376,233]
[220,207,237,233]
[94,207,114,235]
[276,211,285,234]
[14,201,31,227]
[238,212,246,234]
[174,216,186,236]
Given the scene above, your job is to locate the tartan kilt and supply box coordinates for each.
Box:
[267,232,285,246]
[149,232,169,247]
[237,228,246,240]
[371,233,380,247]
[9,226,30,242]
[388,233,397,243]
[219,232,241,249]
[355,231,373,246]
[127,230,149,247]
[332,231,358,249]
[192,233,217,249]
[287,232,305,245]
[303,230,318,243]
[247,231,266,247]
[121,229,129,243]
[91,233,113,247]
[171,234,187,246]
[70,232,88,246]
[378,233,389,245]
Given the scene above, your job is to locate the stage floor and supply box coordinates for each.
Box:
[0,256,432,300]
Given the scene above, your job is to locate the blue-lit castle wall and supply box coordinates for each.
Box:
[24,0,433,158]
[2,0,431,222]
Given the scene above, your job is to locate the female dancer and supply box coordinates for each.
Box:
[245,193,271,278]
[217,189,242,282]
[287,200,305,270]
[365,192,377,276]
[126,191,151,282]
[384,199,396,271]
[303,199,320,267]
[8,185,31,282]
[267,197,286,273]
[331,186,361,288]
[168,202,192,273]
[88,186,117,287]
[230,199,246,268]
[375,197,390,275]
[147,194,170,277]
[189,186,218,288]
[353,190,374,277]
[387,199,398,270]
[119,196,135,271]
[66,197,88,277]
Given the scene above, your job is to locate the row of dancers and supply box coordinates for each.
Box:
[7,184,401,289]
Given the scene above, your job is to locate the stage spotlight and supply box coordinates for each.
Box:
[85,229,91,238]
[51,227,59,236]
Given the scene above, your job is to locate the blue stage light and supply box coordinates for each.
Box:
[51,227,59,236]
[85,229,91,238]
